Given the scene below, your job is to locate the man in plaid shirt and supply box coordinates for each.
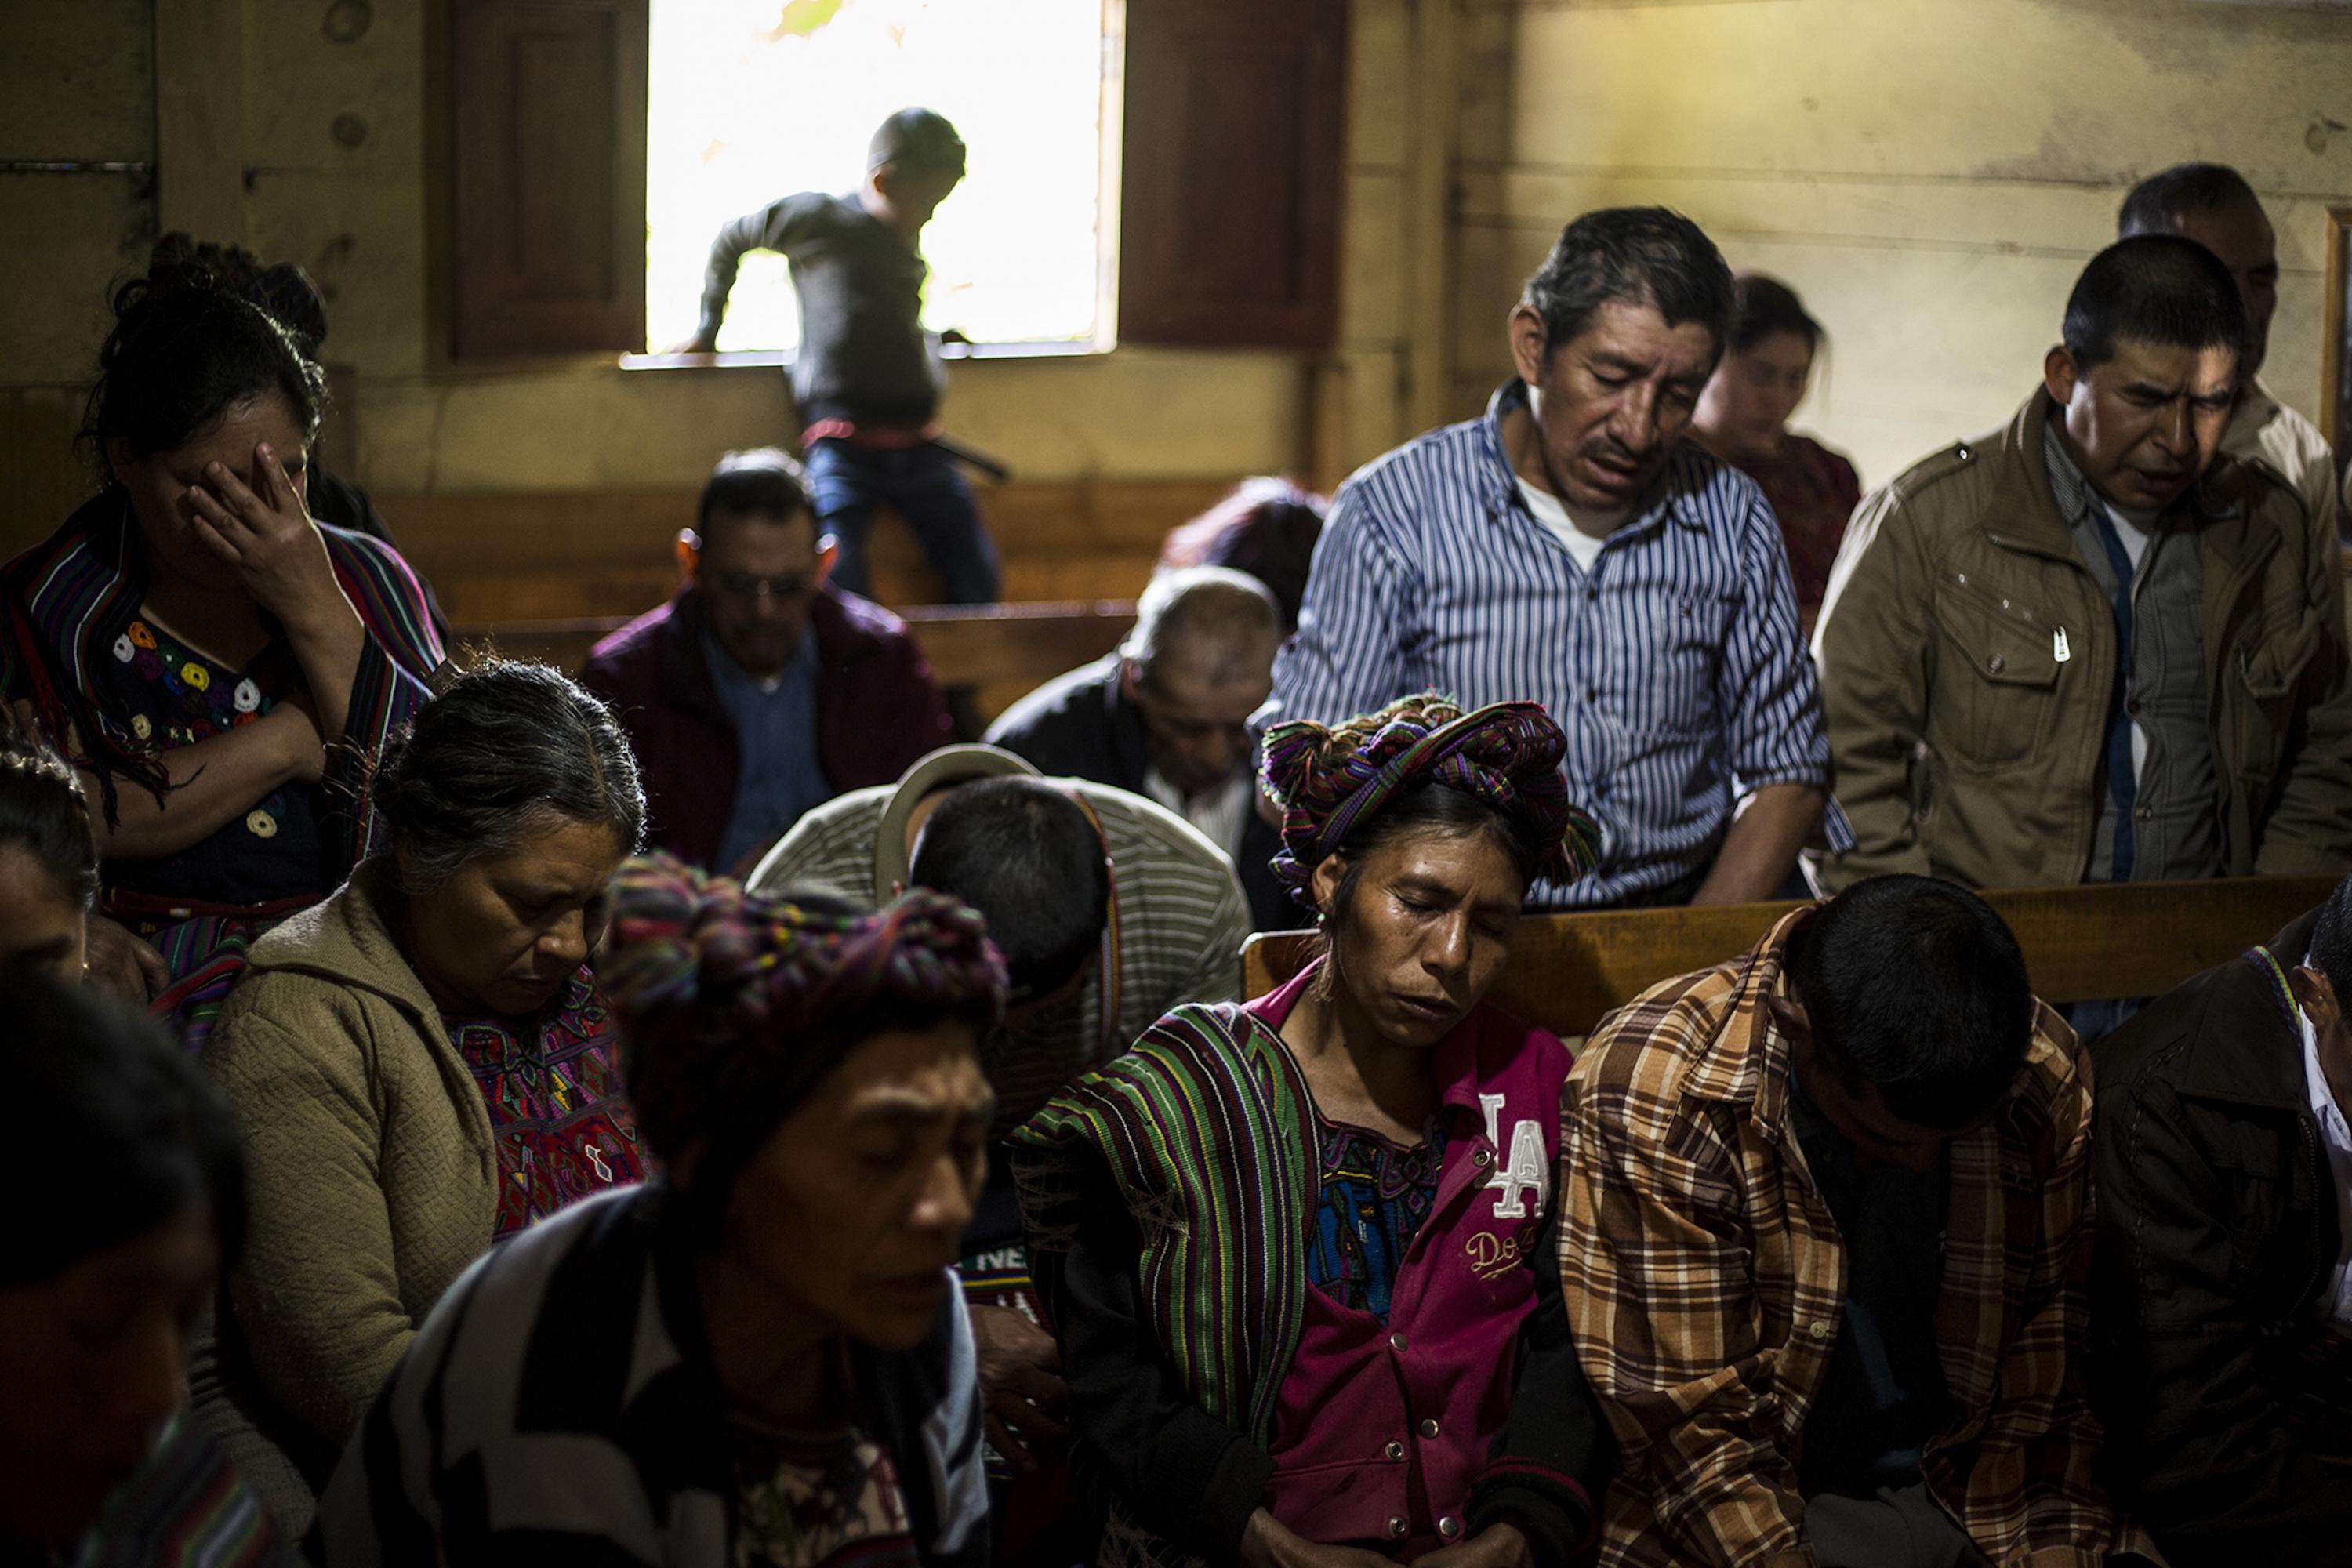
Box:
[1560,876,2157,1566]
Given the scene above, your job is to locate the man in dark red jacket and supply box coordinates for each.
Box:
[580,448,951,873]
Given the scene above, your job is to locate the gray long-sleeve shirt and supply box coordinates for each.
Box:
[698,190,946,427]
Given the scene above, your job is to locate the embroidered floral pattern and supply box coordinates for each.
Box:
[1306,1114,1447,1322]
[445,969,646,1237]
[731,1420,918,1568]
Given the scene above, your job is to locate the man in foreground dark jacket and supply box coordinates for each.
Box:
[986,565,1295,931]
[2090,873,2352,1564]
[580,448,950,873]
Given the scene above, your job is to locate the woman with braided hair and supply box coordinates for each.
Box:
[1,249,442,1048]
[313,855,1004,1568]
[1013,693,1616,1568]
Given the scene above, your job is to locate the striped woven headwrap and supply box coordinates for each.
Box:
[600,854,1009,1203]
[1260,691,1599,906]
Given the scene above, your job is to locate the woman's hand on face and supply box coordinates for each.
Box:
[180,443,355,638]
[1236,1511,1399,1568]
[83,915,169,1003]
[1409,1523,1533,1568]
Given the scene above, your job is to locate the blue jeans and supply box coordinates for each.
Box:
[804,438,1002,605]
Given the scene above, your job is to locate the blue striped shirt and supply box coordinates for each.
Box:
[1263,380,1849,906]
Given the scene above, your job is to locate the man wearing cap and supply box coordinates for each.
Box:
[683,107,1001,604]
[746,743,1250,1518]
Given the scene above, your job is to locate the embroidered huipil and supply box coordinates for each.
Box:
[442,970,645,1238]
[1012,962,1608,1565]
[1,493,443,1047]
[1254,970,1576,1552]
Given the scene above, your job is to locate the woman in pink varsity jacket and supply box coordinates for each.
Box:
[1014,693,1617,1568]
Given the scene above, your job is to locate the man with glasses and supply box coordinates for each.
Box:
[581,447,951,873]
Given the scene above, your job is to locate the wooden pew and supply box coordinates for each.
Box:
[1241,875,2339,1034]
[445,615,627,673]
[899,601,1136,720]
[446,599,1140,725]
[376,479,1221,626]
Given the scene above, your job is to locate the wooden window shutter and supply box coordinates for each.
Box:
[1117,0,1348,350]
[452,0,648,357]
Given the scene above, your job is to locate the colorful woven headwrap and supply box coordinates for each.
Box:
[599,854,1009,1191]
[1260,693,1599,906]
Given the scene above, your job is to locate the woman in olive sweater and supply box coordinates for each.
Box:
[196,662,646,1533]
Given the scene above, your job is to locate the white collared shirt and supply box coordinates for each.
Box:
[1143,766,1252,865]
[2293,994,2352,1330]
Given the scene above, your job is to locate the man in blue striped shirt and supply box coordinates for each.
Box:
[1263,208,1845,907]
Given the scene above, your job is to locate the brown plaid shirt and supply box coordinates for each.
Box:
[1559,908,2153,1567]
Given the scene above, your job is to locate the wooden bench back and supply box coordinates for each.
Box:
[1240,875,2338,1036]
[376,479,1221,626]
[448,599,1140,724]
[898,601,1136,717]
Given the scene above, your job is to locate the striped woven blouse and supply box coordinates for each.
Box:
[312,1186,989,1568]
[1264,379,1849,906]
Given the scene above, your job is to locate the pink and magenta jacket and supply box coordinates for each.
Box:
[1012,961,1611,1565]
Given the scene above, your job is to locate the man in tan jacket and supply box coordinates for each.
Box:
[1813,234,2352,902]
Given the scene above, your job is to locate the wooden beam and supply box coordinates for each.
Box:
[153,0,246,241]
[1241,875,2339,1035]
[1403,0,1462,437]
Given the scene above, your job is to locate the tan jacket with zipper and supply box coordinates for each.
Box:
[205,858,499,1445]
[1813,387,2352,892]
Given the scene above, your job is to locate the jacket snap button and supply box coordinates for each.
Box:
[1389,1331,1408,1352]
[1385,1439,1405,1461]
[1439,1515,1463,1540]
[1419,1417,1440,1439]
[1985,653,2005,673]
[1473,1149,1492,1167]
[1387,1517,1408,1540]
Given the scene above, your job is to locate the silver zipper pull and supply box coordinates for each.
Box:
[2053,628,2071,664]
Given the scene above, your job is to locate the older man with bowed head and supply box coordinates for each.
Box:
[2120,162,2339,535]
[1560,875,2158,1567]
[1263,206,1842,909]
[1813,237,2352,912]
[580,448,951,876]
[988,565,1293,930]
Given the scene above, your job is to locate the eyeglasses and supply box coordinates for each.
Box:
[706,571,815,604]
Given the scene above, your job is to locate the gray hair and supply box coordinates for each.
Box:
[371,661,645,891]
[1122,566,1282,689]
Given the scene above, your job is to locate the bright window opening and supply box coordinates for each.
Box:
[645,0,1118,354]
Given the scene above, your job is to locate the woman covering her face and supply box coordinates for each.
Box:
[1013,694,1617,1567]
[194,662,648,1536]
[0,256,442,1046]
[312,856,1008,1568]
[0,973,288,1567]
